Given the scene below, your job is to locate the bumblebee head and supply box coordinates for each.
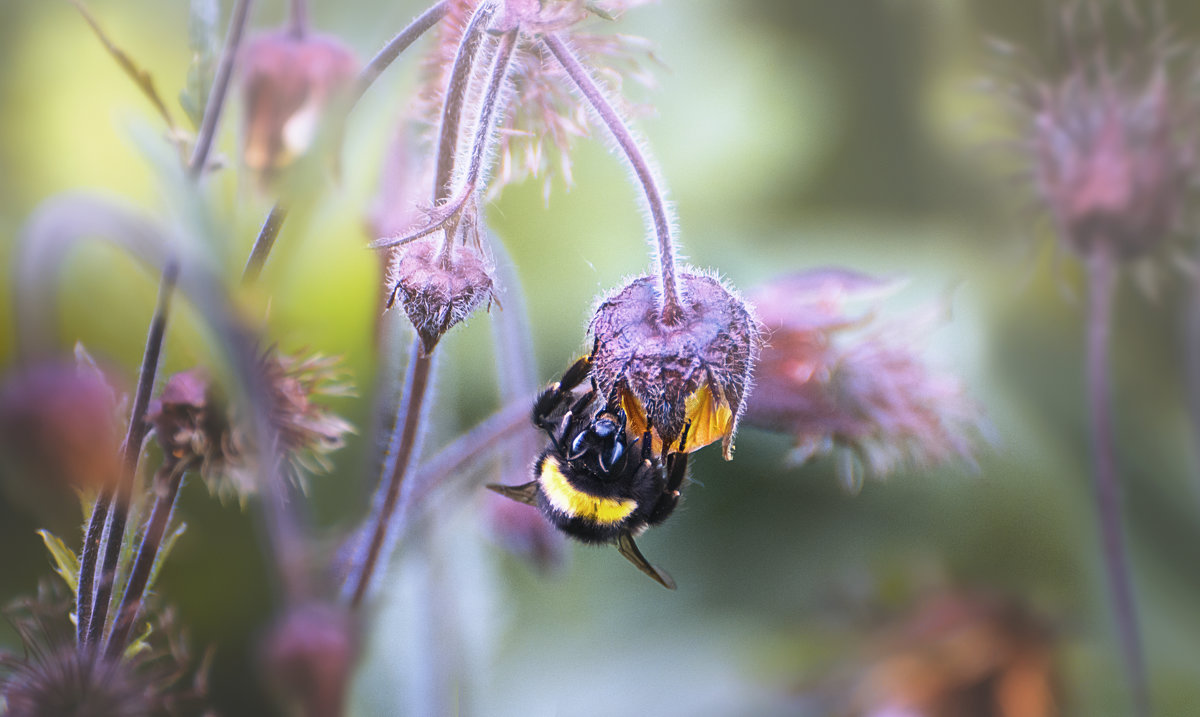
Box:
[564,410,629,476]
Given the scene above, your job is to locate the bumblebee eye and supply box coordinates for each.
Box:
[602,440,625,473]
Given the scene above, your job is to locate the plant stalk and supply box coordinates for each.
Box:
[347,341,436,607]
[188,0,253,179]
[289,0,308,38]
[103,459,190,658]
[81,260,179,648]
[1086,246,1150,717]
[542,32,684,325]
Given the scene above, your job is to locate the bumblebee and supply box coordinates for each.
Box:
[487,355,689,589]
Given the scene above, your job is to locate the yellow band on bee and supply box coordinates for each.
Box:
[539,457,637,525]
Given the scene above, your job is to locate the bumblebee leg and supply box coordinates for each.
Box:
[616,532,676,590]
[485,480,540,507]
[649,421,691,525]
[532,355,593,434]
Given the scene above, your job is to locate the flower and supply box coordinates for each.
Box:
[385,236,496,355]
[588,271,762,459]
[1003,0,1197,261]
[743,270,981,486]
[148,349,353,501]
[240,29,358,182]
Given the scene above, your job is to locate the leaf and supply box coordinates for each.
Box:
[148,521,188,592]
[69,0,179,133]
[123,620,154,659]
[585,3,618,21]
[37,530,81,596]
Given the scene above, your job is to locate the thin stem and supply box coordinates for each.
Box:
[75,489,111,646]
[347,341,435,608]
[104,460,190,658]
[83,260,179,649]
[350,1,448,107]
[241,1,447,282]
[542,33,684,325]
[463,29,518,193]
[188,0,253,179]
[432,0,497,207]
[241,202,290,284]
[1086,247,1150,717]
[289,0,308,38]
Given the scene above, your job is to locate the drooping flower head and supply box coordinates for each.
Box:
[148,349,353,501]
[588,271,761,459]
[1003,0,1198,262]
[240,29,358,183]
[743,270,982,488]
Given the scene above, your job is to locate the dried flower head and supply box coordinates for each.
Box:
[240,29,358,182]
[262,603,357,717]
[0,354,122,494]
[743,270,981,488]
[588,271,761,459]
[386,236,496,355]
[148,350,353,501]
[1003,0,1197,261]
[0,584,207,717]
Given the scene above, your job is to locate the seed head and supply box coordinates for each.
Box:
[1006,1,1197,260]
[386,236,496,355]
[0,354,122,495]
[588,271,761,458]
[148,350,353,501]
[743,270,981,486]
[240,30,358,182]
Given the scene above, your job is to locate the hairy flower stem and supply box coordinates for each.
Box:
[242,202,290,284]
[347,342,436,607]
[79,261,179,649]
[104,459,191,659]
[431,1,496,219]
[1086,247,1150,717]
[188,0,253,179]
[542,33,684,325]
[240,1,448,281]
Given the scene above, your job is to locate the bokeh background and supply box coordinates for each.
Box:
[2,0,1200,715]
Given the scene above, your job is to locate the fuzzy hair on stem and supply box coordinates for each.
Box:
[541,32,684,325]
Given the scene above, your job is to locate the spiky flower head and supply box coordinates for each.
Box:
[588,271,761,459]
[240,29,358,183]
[743,270,981,488]
[0,350,122,495]
[148,350,353,501]
[1005,0,1197,261]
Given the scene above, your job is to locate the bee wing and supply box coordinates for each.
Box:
[486,480,540,507]
[616,533,676,590]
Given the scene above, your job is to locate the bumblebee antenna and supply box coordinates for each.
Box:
[486,481,539,507]
[616,532,676,589]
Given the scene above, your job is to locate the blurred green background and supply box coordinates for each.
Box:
[2,0,1200,715]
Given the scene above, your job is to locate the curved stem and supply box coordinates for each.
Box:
[1086,247,1150,717]
[188,0,253,179]
[241,1,448,282]
[346,341,436,607]
[463,29,518,194]
[80,259,179,648]
[542,33,684,325]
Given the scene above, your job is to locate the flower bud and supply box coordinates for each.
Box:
[262,603,358,717]
[240,30,358,181]
[588,272,761,459]
[0,359,121,494]
[386,237,496,355]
